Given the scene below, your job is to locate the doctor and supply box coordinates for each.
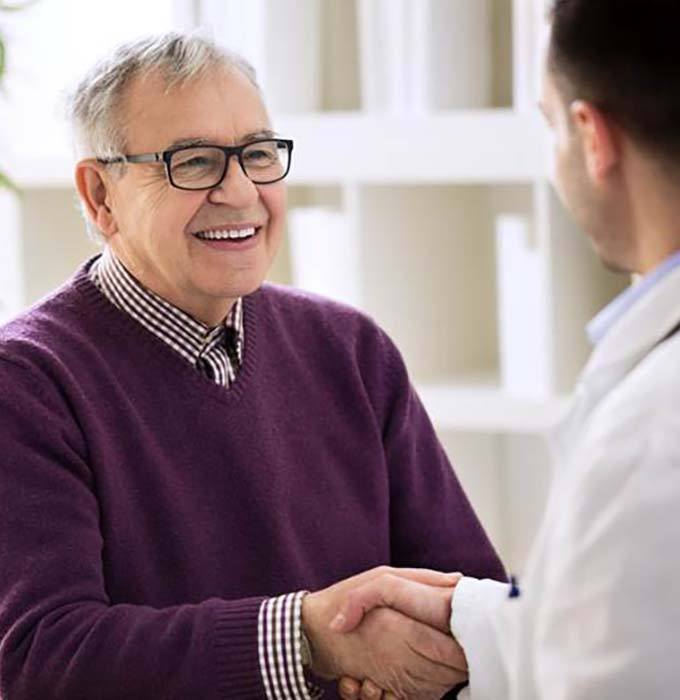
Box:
[328,0,680,697]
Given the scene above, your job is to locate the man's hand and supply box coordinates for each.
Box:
[302,567,466,700]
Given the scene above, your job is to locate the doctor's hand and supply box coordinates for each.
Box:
[302,567,467,700]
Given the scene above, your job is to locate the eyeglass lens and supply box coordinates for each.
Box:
[168,140,290,189]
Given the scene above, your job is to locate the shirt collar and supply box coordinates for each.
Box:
[92,247,243,367]
[587,249,680,346]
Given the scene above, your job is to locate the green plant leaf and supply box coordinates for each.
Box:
[0,1,40,11]
[0,34,5,81]
[0,171,20,193]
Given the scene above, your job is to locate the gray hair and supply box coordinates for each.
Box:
[66,32,260,242]
[67,31,260,160]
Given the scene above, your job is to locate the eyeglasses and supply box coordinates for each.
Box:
[98,138,294,190]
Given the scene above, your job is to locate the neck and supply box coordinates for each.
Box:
[623,153,680,274]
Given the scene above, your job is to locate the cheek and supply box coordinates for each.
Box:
[552,133,578,201]
[546,146,566,201]
[113,181,165,236]
[259,185,287,232]
[554,151,569,196]
[152,192,207,240]
[548,152,577,219]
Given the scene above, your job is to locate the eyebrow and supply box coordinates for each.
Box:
[167,130,278,150]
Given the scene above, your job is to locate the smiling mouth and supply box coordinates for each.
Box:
[192,226,259,241]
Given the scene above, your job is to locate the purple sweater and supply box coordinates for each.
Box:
[0,260,504,699]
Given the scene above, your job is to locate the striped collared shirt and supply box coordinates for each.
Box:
[587,248,680,345]
[90,247,243,387]
[89,248,319,699]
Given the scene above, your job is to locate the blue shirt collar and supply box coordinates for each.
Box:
[587,249,680,345]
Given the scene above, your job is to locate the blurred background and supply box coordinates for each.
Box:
[0,0,627,575]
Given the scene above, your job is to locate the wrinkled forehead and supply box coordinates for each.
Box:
[119,66,271,152]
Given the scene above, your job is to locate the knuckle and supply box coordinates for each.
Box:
[379,573,399,597]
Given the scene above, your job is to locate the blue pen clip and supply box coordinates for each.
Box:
[509,575,521,599]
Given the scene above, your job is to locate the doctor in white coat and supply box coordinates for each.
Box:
[330,0,680,698]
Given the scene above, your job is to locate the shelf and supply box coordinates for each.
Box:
[417,380,570,434]
[280,111,546,184]
[9,111,547,189]
[357,183,502,381]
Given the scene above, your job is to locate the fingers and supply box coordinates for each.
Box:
[339,677,362,700]
[339,677,385,700]
[347,566,460,590]
[331,576,455,634]
[335,608,465,699]
[370,566,461,588]
[409,619,468,672]
[403,654,467,694]
[359,678,383,699]
[402,622,468,694]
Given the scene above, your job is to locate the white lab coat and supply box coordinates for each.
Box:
[451,265,680,699]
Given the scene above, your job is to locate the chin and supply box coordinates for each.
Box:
[210,277,266,301]
[589,241,634,275]
[598,257,629,274]
[579,212,634,275]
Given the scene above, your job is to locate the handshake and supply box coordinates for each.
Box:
[302,567,467,700]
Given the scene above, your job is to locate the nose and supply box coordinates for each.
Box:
[207,154,259,207]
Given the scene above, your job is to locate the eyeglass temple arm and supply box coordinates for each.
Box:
[98,153,163,164]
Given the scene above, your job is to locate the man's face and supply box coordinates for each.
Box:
[540,63,631,273]
[103,67,286,324]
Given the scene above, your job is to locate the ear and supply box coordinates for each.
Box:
[74,160,119,238]
[570,100,620,183]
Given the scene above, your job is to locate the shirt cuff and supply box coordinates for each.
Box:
[258,592,323,700]
[450,577,509,700]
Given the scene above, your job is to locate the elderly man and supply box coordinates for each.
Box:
[0,34,504,699]
[330,1,680,698]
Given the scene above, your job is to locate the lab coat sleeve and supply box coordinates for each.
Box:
[450,577,510,700]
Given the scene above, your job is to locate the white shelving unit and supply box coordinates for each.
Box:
[0,0,629,571]
[417,382,570,434]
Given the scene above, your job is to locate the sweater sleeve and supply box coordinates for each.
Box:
[377,335,506,582]
[0,357,264,700]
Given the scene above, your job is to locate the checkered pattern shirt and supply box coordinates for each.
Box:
[90,248,243,386]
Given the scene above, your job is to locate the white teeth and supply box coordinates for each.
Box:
[194,227,257,240]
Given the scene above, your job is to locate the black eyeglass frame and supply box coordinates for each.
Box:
[98,138,294,190]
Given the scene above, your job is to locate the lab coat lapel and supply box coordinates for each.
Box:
[550,265,680,467]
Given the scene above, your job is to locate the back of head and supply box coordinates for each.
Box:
[66,32,259,161]
[549,0,680,165]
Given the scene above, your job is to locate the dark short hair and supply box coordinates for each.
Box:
[549,0,680,160]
